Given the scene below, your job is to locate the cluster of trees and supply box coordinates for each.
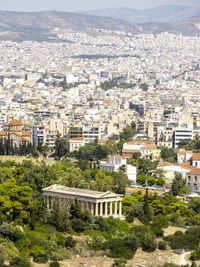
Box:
[100,80,136,91]
[178,135,200,152]
[136,174,165,187]
[0,139,48,157]
[160,147,177,163]
[75,139,118,162]
[0,158,199,266]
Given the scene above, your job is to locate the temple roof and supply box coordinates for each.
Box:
[42,184,123,199]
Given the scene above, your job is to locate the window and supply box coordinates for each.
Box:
[195,176,198,182]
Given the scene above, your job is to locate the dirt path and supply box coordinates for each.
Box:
[33,250,191,267]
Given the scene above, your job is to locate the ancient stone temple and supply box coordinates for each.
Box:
[42,184,123,218]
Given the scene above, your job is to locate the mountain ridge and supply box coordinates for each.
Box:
[0,10,199,41]
[81,5,200,24]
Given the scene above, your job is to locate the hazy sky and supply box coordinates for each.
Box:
[0,0,200,12]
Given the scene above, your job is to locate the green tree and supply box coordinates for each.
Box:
[143,188,154,222]
[147,176,156,186]
[188,197,200,213]
[137,175,147,185]
[120,126,135,142]
[160,147,177,163]
[156,177,165,187]
[54,134,69,160]
[112,171,130,194]
[171,173,190,196]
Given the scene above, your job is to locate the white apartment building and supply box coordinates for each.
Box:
[173,127,193,148]
[100,155,137,184]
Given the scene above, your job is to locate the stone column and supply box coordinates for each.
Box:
[105,202,108,217]
[100,202,103,216]
[119,201,122,217]
[109,201,113,216]
[115,201,118,216]
[47,196,49,210]
[90,203,94,215]
[95,203,98,216]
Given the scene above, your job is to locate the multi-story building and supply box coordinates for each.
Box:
[69,137,85,152]
[156,127,174,148]
[173,127,193,148]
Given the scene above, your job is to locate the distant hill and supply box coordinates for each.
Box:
[82,5,200,23]
[0,11,141,41]
[0,10,199,41]
[140,17,200,36]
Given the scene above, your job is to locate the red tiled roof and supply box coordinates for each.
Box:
[193,153,200,160]
[8,119,22,126]
[69,137,84,141]
[158,162,173,167]
[0,131,7,136]
[189,167,200,175]
[111,155,126,159]
[126,140,150,145]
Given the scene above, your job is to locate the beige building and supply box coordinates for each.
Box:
[69,137,85,152]
[42,184,123,218]
[140,144,161,161]
[177,149,193,164]
[0,119,32,146]
[156,127,174,148]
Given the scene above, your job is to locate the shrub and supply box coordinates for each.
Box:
[169,213,185,227]
[137,175,146,185]
[130,203,144,221]
[112,258,127,267]
[158,241,166,250]
[141,233,156,252]
[130,225,151,245]
[94,217,109,231]
[105,238,133,259]
[9,256,32,267]
[152,215,169,229]
[164,231,199,250]
[156,177,165,186]
[71,218,85,233]
[151,225,164,237]
[186,226,200,238]
[0,223,24,241]
[49,262,61,267]
[33,252,48,263]
[190,249,200,261]
[124,234,139,253]
[65,235,76,249]
[147,176,156,186]
[125,214,134,223]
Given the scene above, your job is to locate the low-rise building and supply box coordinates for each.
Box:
[140,144,161,161]
[100,155,137,184]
